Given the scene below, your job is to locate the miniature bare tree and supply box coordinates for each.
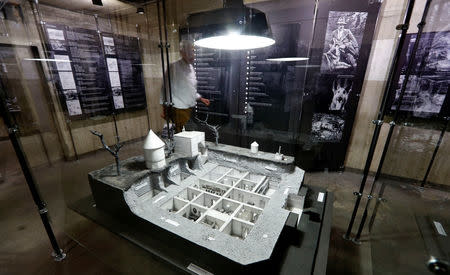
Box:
[90,130,123,176]
[193,114,220,145]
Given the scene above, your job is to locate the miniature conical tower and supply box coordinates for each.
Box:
[143,130,166,170]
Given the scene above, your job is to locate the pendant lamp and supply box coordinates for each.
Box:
[187,0,275,50]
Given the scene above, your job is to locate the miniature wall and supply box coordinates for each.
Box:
[345,0,449,186]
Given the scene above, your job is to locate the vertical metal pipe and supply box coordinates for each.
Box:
[112,113,119,138]
[344,123,382,239]
[344,0,417,240]
[161,0,174,104]
[37,130,52,166]
[421,118,448,187]
[93,14,120,142]
[352,0,433,243]
[66,119,79,160]
[156,0,173,140]
[0,86,65,261]
[135,22,151,132]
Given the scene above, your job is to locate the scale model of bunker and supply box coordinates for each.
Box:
[88,138,305,269]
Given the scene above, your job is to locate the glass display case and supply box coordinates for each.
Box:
[0,0,448,274]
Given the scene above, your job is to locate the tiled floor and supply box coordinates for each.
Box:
[0,139,448,274]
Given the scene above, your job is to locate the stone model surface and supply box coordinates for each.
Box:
[89,133,305,266]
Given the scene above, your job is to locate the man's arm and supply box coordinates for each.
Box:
[197,93,210,106]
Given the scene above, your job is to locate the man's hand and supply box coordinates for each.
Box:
[200,97,210,106]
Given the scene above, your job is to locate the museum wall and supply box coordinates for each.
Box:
[345,0,449,186]
[38,3,161,157]
[0,2,167,166]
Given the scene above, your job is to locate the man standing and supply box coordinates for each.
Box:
[161,40,210,133]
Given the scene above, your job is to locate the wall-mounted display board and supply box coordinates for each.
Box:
[43,23,146,119]
[297,0,381,170]
[102,34,147,111]
[387,31,450,119]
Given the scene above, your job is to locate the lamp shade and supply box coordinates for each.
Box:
[188,6,275,50]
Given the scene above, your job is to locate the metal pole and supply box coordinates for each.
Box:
[343,0,417,240]
[112,113,119,138]
[367,182,387,232]
[93,14,121,142]
[0,87,66,261]
[66,119,79,160]
[135,22,151,132]
[37,130,52,166]
[367,123,405,232]
[352,0,433,243]
[161,0,174,104]
[156,0,173,140]
[421,117,448,187]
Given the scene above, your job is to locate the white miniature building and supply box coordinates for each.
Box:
[143,130,166,169]
[251,141,259,153]
[173,131,205,158]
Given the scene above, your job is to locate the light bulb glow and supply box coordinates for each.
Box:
[194,34,275,50]
[266,57,309,62]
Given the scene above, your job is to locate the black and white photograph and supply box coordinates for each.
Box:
[103,36,116,55]
[112,87,124,109]
[311,113,345,142]
[391,75,448,117]
[401,31,450,74]
[65,99,82,116]
[103,36,114,46]
[47,28,65,41]
[50,40,67,51]
[329,78,352,111]
[321,11,368,74]
[107,58,119,71]
[424,31,450,73]
[112,87,122,96]
[104,45,116,55]
[63,89,78,101]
